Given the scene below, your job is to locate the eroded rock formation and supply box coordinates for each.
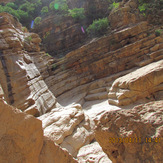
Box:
[108,60,163,106]
[38,103,95,157]
[95,101,163,163]
[0,0,163,161]
[0,13,58,115]
[33,14,86,57]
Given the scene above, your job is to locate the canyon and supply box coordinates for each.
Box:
[0,0,163,162]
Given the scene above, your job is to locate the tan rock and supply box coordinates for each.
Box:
[95,101,163,163]
[108,60,163,106]
[39,137,78,163]
[38,104,95,157]
[0,13,57,115]
[0,99,43,163]
[109,0,140,29]
[77,142,112,163]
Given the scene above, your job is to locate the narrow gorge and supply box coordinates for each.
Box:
[0,0,162,162]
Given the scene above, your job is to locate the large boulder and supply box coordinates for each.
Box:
[108,60,163,106]
[38,103,95,157]
[0,99,78,163]
[0,99,43,163]
[95,101,163,163]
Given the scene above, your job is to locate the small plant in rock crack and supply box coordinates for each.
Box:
[24,36,32,43]
[155,29,162,37]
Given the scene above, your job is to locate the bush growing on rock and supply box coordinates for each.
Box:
[68,8,85,22]
[41,6,49,15]
[34,16,42,25]
[49,0,68,14]
[86,17,109,36]
[138,0,163,23]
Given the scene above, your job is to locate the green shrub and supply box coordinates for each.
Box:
[41,6,49,15]
[138,0,163,15]
[86,18,109,36]
[155,29,162,37]
[49,0,68,13]
[68,8,85,22]
[34,16,42,25]
[6,2,18,10]
[25,36,32,43]
[108,1,119,11]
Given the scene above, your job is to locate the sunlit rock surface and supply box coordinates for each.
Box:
[0,13,58,115]
[0,99,77,163]
[95,101,163,163]
[108,60,163,106]
[38,103,95,157]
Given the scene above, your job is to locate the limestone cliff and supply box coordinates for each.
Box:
[0,13,58,116]
[41,2,163,106]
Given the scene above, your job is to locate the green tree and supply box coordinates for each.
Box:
[86,18,109,36]
[34,16,42,25]
[49,0,68,13]
[19,1,35,15]
[6,2,18,10]
[41,6,49,15]
[68,8,85,22]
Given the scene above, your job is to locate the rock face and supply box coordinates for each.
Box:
[33,14,86,57]
[77,142,112,163]
[95,101,163,163]
[0,99,43,163]
[108,60,163,106]
[34,0,111,57]
[43,20,163,106]
[0,99,78,163]
[0,13,58,115]
[38,103,95,157]
[109,0,140,29]
[39,137,77,163]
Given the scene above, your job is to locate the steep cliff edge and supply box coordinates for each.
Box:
[0,12,58,116]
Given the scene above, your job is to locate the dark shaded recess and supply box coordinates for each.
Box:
[0,51,14,104]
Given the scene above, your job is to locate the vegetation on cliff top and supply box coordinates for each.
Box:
[0,0,117,33]
[0,0,162,34]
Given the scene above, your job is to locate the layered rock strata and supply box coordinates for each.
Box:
[108,60,163,106]
[33,14,86,57]
[95,101,163,163]
[0,13,58,115]
[44,21,163,106]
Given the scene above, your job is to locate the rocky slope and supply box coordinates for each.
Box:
[0,12,96,159]
[0,0,163,162]
[41,0,163,107]
[33,0,111,57]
